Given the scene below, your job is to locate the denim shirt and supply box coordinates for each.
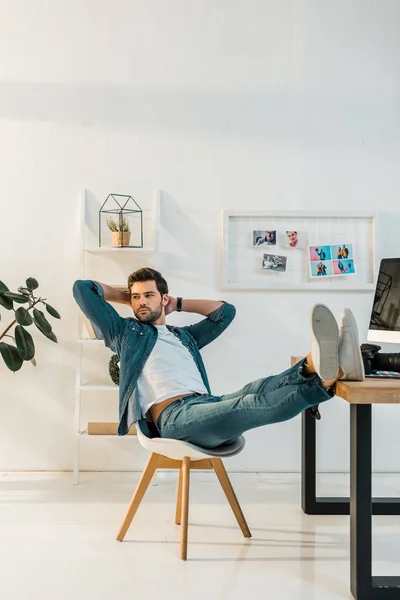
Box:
[72,280,236,436]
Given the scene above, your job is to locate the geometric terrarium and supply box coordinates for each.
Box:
[99,193,143,248]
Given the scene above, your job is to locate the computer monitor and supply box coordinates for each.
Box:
[368,258,400,343]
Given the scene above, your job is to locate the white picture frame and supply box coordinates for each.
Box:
[221,210,378,291]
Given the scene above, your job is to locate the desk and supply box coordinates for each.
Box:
[291,356,400,600]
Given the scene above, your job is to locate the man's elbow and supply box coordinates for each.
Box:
[73,280,83,299]
[224,302,236,323]
[72,279,87,301]
[72,279,96,303]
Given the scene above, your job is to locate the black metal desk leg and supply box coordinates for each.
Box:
[301,403,400,517]
[350,404,400,599]
[301,409,316,513]
[350,403,372,599]
[301,408,350,514]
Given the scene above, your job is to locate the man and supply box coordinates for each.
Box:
[286,231,298,247]
[256,230,275,246]
[73,268,364,447]
[265,230,276,245]
[315,247,327,261]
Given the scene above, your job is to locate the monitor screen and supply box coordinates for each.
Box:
[368,258,400,343]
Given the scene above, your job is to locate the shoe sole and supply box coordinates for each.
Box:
[341,309,365,380]
[311,304,340,380]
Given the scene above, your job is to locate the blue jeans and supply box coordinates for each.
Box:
[156,359,334,448]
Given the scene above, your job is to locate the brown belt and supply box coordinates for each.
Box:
[149,393,190,426]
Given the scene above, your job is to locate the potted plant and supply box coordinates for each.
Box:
[0,277,61,372]
[106,216,131,247]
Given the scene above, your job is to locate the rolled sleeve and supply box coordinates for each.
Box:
[182,301,236,349]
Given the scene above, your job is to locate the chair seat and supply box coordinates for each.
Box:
[136,421,245,460]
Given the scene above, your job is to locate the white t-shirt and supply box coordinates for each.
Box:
[136,325,207,417]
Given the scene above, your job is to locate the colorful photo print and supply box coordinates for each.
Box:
[285,231,308,249]
[262,253,287,272]
[310,260,333,277]
[253,230,276,246]
[332,259,356,275]
[331,244,353,260]
[309,245,332,262]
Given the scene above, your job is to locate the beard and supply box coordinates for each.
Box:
[133,302,163,323]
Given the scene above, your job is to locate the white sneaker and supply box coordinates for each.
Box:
[338,308,365,381]
[310,304,340,380]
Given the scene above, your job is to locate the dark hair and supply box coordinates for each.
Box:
[127,267,168,296]
[128,267,168,296]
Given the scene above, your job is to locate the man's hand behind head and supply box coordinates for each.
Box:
[164,295,177,316]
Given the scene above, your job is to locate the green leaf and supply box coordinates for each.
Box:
[34,321,58,343]
[0,295,13,310]
[15,325,35,360]
[45,303,61,319]
[15,307,33,326]
[33,308,52,334]
[2,292,30,304]
[0,342,23,371]
[0,281,13,310]
[18,287,32,296]
[26,278,39,291]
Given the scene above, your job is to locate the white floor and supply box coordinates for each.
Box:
[0,472,399,600]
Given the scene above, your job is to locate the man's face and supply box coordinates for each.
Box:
[130,280,167,323]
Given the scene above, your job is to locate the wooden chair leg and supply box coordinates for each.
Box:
[116,452,160,541]
[210,458,252,538]
[180,457,191,560]
[175,464,183,525]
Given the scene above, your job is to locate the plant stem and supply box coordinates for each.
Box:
[0,298,41,342]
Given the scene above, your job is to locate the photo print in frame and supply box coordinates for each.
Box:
[285,231,308,249]
[262,253,287,273]
[309,244,356,278]
[253,230,277,247]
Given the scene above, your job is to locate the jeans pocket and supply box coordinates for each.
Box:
[159,398,185,430]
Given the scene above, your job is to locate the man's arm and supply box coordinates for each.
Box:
[167,296,236,350]
[165,297,223,316]
[98,283,131,306]
[72,280,130,350]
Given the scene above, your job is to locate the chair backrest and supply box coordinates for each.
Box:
[135,420,246,461]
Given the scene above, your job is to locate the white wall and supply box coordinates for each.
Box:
[1,0,400,472]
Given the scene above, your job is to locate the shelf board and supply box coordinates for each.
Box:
[78,431,134,438]
[82,247,154,253]
[79,384,119,391]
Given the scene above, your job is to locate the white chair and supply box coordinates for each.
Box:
[116,421,252,559]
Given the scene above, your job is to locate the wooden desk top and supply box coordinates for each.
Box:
[291,356,400,404]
